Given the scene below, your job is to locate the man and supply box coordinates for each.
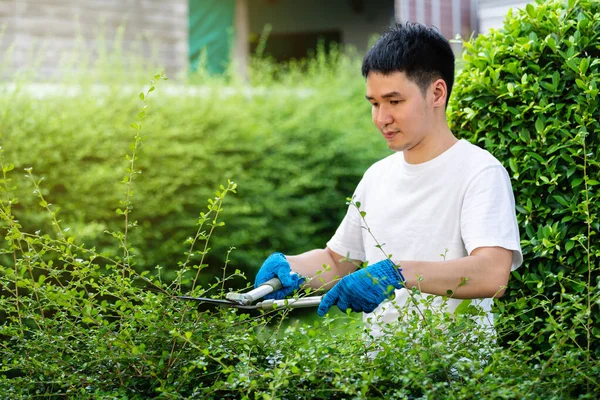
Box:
[254,22,522,331]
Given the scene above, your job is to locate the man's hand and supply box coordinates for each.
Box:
[317,259,405,316]
[254,253,305,300]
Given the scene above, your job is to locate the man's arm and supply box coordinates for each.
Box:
[286,248,360,291]
[399,246,513,298]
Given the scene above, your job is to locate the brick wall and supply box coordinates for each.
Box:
[0,0,188,80]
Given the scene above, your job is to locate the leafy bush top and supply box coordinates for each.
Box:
[449,0,600,354]
[0,48,386,285]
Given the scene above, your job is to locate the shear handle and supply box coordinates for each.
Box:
[259,296,322,310]
[225,277,283,305]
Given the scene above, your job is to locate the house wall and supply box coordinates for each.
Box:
[477,0,531,32]
[0,0,187,79]
[395,0,477,40]
[247,0,395,54]
[0,0,532,80]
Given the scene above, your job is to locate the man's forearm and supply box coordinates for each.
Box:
[287,249,358,291]
[398,247,513,299]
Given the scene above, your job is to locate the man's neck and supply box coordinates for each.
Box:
[403,127,458,165]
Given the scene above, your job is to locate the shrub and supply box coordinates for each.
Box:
[0,48,387,285]
[449,0,600,354]
[2,152,598,397]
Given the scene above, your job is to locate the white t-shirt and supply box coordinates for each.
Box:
[326,139,523,333]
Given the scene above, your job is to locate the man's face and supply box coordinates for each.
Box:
[365,71,432,153]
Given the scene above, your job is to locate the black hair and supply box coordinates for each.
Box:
[362,22,455,107]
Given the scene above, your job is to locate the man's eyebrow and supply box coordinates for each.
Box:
[365,91,403,101]
[381,91,403,98]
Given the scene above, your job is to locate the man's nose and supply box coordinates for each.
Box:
[377,108,393,127]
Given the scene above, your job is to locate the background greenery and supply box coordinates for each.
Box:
[0,46,387,287]
[1,0,599,397]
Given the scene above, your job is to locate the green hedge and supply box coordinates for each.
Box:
[449,0,599,353]
[0,51,388,285]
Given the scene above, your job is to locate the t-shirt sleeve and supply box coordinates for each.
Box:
[461,165,523,270]
[326,178,368,262]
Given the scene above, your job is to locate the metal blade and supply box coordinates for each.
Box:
[176,296,258,309]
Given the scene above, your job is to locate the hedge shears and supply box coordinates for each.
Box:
[177,277,322,310]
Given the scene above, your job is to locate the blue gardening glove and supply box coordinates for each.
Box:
[317,259,405,316]
[254,252,305,300]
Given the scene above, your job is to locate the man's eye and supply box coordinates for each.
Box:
[390,100,400,105]
[371,103,379,107]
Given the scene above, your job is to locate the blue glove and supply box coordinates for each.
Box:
[254,253,305,300]
[317,259,405,316]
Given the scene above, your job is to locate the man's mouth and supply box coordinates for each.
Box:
[383,131,399,139]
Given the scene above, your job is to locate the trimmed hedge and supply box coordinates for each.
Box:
[0,51,388,285]
[449,0,600,353]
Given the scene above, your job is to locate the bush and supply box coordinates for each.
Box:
[449,0,600,354]
[0,48,387,285]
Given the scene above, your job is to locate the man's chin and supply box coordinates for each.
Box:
[387,141,410,152]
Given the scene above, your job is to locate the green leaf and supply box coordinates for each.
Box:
[579,58,590,75]
[552,71,560,90]
[527,152,545,164]
[455,299,472,315]
[540,81,555,92]
[571,178,583,188]
[525,224,535,239]
[566,59,579,74]
[508,158,518,173]
[552,195,569,206]
[526,3,535,18]
[535,118,544,134]
[575,79,587,90]
[565,240,575,252]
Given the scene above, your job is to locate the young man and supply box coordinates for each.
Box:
[254,23,522,330]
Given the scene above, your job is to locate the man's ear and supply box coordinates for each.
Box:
[430,79,447,108]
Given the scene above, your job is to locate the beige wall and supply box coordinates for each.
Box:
[477,0,531,32]
[0,0,188,80]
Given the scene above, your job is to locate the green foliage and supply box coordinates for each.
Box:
[2,150,598,397]
[1,201,597,399]
[449,0,600,354]
[0,47,387,286]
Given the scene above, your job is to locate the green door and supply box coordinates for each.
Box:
[188,0,236,74]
